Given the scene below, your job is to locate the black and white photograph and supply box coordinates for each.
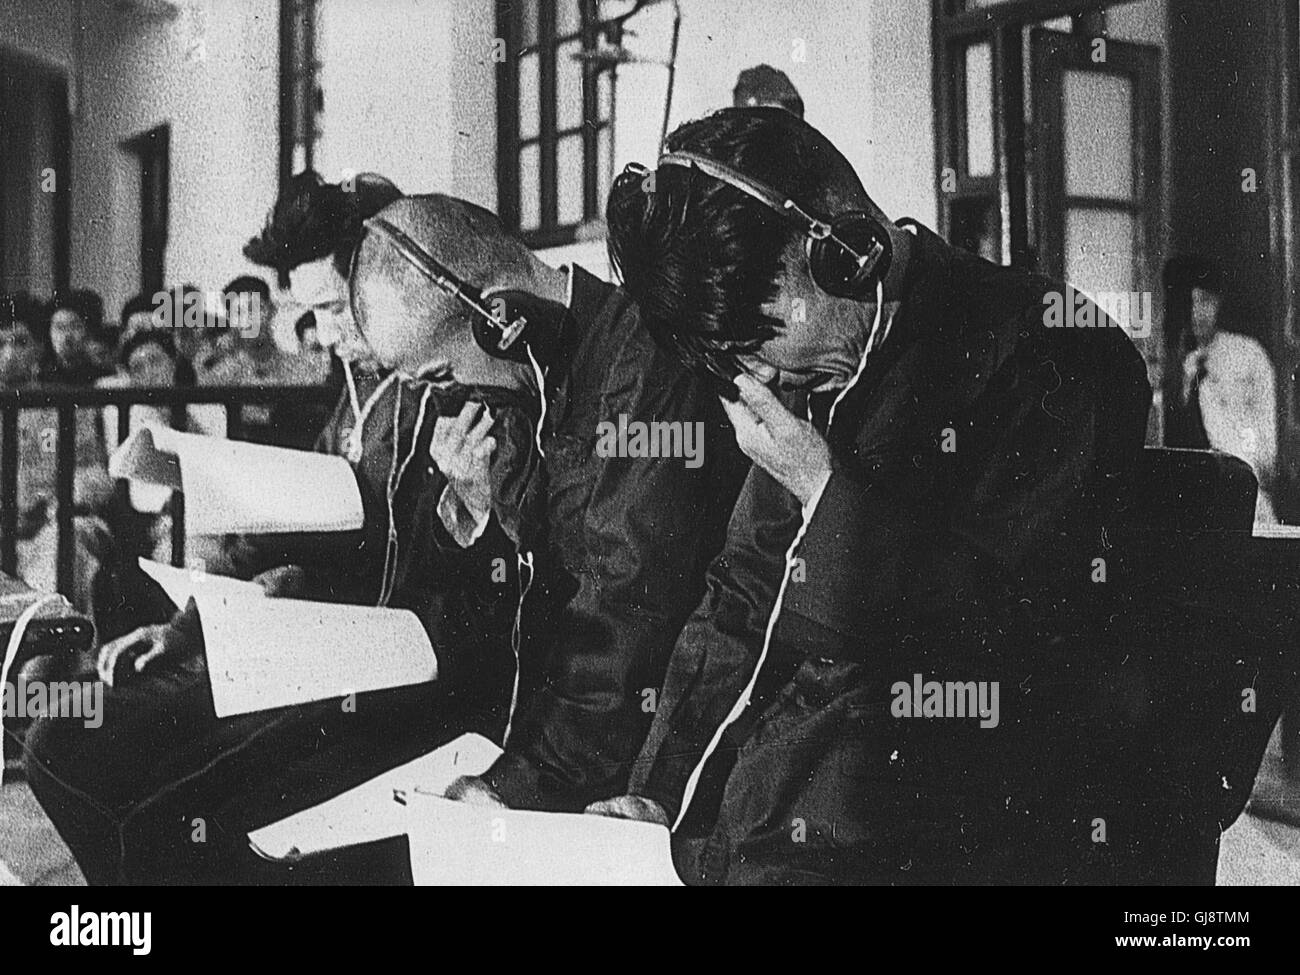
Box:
[0,0,1290,923]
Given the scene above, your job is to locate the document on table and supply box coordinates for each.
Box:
[193,589,437,718]
[109,425,364,535]
[247,733,504,861]
[406,799,683,886]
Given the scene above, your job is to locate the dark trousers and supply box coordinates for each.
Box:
[670,657,1131,886]
[23,650,493,885]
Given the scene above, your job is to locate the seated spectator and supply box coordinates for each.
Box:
[197,276,322,445]
[42,288,113,386]
[243,170,401,381]
[99,330,223,563]
[1,295,115,631]
[117,291,162,343]
[293,309,337,386]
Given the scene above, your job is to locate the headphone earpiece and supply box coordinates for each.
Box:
[361,216,534,361]
[655,151,893,302]
[473,290,533,362]
[807,212,892,301]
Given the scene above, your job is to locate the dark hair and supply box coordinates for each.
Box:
[120,292,159,328]
[295,314,317,345]
[244,170,402,286]
[1163,254,1223,295]
[223,275,272,303]
[1,292,46,335]
[608,107,852,372]
[50,288,103,332]
[119,328,195,385]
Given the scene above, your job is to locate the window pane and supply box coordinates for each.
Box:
[1063,70,1133,199]
[557,38,584,131]
[519,143,541,231]
[557,0,582,37]
[557,135,584,225]
[1065,208,1135,308]
[519,0,538,49]
[519,52,540,140]
[952,196,1000,264]
[598,69,613,124]
[964,42,994,178]
[597,125,613,215]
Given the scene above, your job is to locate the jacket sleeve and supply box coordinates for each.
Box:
[633,467,802,821]
[484,273,745,811]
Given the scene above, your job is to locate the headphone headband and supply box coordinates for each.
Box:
[361,217,526,351]
[655,150,886,278]
[657,151,830,236]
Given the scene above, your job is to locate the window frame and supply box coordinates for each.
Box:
[496,0,612,249]
[279,0,322,188]
[931,0,1119,267]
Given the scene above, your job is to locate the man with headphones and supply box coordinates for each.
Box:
[591,107,1152,884]
[24,179,536,884]
[350,194,748,816]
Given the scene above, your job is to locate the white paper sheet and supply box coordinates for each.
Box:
[194,590,437,718]
[139,558,266,609]
[406,799,683,886]
[109,425,363,535]
[247,733,504,861]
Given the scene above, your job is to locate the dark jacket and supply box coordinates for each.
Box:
[233,375,542,730]
[634,221,1153,823]
[483,266,749,810]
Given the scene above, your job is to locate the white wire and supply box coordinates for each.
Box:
[671,278,888,831]
[525,343,547,460]
[502,549,534,746]
[379,385,433,607]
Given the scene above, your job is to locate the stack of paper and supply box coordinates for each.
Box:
[248,732,504,861]
[140,559,437,719]
[110,426,363,535]
[405,798,682,886]
[248,733,683,885]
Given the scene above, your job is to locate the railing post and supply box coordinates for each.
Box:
[55,404,76,596]
[170,490,185,568]
[1,405,18,574]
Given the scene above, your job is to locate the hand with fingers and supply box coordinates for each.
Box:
[584,794,670,827]
[429,401,497,524]
[721,373,833,505]
[96,597,203,687]
[445,775,507,808]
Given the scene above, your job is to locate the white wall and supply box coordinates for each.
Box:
[6,0,939,307]
[69,0,279,323]
[0,0,75,74]
[314,0,497,208]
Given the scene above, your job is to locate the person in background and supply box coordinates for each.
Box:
[1,294,115,629]
[732,64,804,117]
[99,329,223,564]
[117,291,162,343]
[1166,255,1278,527]
[293,309,337,387]
[243,171,402,448]
[295,309,322,354]
[197,275,321,445]
[43,289,113,386]
[244,170,401,379]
